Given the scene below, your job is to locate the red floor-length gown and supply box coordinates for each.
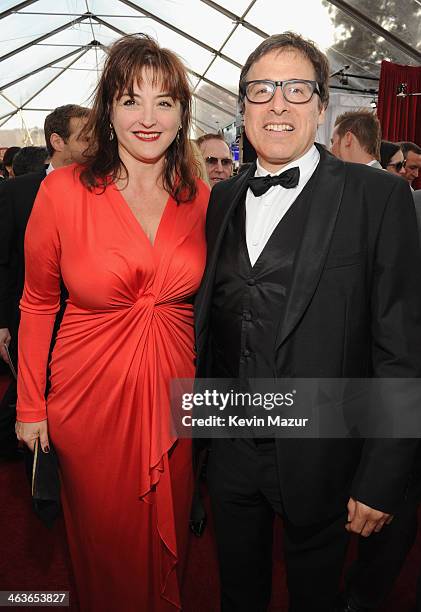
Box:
[16,165,209,612]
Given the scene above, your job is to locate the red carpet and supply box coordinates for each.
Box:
[0,375,420,611]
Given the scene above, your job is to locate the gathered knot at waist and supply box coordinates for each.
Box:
[133,293,194,308]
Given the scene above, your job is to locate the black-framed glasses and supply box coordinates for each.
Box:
[205,156,233,167]
[387,160,406,171]
[242,79,321,104]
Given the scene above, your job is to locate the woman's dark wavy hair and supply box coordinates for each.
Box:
[380,140,401,169]
[80,34,197,202]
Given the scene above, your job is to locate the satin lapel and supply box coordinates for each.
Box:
[195,164,256,345]
[275,147,347,351]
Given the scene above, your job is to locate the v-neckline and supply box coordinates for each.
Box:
[113,185,173,249]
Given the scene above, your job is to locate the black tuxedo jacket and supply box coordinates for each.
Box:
[0,170,46,337]
[195,145,421,525]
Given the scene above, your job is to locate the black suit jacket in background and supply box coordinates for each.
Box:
[195,145,421,525]
[413,189,421,246]
[0,170,46,356]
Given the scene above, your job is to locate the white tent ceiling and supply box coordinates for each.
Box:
[0,0,420,141]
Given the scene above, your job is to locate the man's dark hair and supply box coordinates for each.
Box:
[12,146,49,177]
[334,109,381,159]
[2,146,21,177]
[380,141,401,169]
[196,133,227,148]
[239,31,330,112]
[44,104,90,157]
[399,141,421,157]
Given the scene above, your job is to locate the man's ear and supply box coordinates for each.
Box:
[49,132,65,153]
[344,131,353,148]
[317,104,326,126]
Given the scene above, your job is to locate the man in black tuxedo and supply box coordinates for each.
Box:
[194,32,421,612]
[0,104,89,460]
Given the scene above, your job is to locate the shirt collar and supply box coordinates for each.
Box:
[255,144,319,182]
[46,162,55,175]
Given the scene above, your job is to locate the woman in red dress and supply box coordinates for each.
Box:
[15,35,209,612]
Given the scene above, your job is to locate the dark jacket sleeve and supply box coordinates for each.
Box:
[0,181,15,328]
[351,178,421,513]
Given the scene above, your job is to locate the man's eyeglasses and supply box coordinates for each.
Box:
[205,156,233,167]
[241,79,321,105]
[387,160,406,171]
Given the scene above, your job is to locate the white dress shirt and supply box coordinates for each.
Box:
[366,159,383,169]
[245,145,320,266]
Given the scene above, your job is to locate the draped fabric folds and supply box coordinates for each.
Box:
[17,165,209,611]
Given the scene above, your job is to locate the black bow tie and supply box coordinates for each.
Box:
[248,166,300,197]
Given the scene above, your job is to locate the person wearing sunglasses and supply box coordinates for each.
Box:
[196,132,233,187]
[194,31,421,612]
[330,109,382,169]
[380,140,406,176]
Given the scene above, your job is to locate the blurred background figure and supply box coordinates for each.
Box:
[44,103,90,169]
[197,132,233,187]
[380,140,406,176]
[1,146,21,179]
[12,146,49,177]
[330,109,381,167]
[399,142,421,189]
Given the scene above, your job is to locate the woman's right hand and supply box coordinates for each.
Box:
[0,328,11,362]
[15,420,50,453]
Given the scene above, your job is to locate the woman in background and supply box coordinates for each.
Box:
[380,140,406,176]
[16,34,209,612]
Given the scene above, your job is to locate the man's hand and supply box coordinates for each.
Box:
[0,327,11,362]
[346,497,393,537]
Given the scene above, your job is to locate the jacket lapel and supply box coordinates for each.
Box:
[275,146,347,350]
[195,164,256,348]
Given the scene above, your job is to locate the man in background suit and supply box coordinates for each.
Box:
[414,189,421,242]
[197,133,233,188]
[330,109,382,169]
[0,104,89,460]
[194,32,421,612]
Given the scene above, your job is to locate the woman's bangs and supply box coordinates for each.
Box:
[110,51,188,103]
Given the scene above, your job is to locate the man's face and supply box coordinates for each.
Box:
[199,138,232,187]
[63,117,89,165]
[403,151,421,184]
[243,49,326,173]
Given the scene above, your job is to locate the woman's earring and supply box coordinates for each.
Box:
[109,123,114,141]
[176,125,182,143]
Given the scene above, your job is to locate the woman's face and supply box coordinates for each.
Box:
[111,68,182,167]
[386,149,405,176]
